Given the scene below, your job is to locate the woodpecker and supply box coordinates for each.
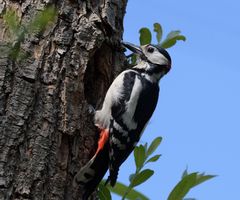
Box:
[74,42,171,199]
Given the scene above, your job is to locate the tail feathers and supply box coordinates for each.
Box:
[73,129,110,200]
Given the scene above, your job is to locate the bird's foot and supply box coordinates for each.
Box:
[87,104,96,115]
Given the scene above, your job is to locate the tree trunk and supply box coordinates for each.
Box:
[0,0,127,199]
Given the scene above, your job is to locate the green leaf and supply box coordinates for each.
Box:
[98,183,112,200]
[143,142,148,151]
[153,23,163,43]
[131,54,137,65]
[146,154,161,163]
[129,173,135,182]
[107,181,149,200]
[167,172,216,200]
[182,168,188,179]
[139,28,152,45]
[161,30,186,49]
[134,145,146,170]
[131,169,154,187]
[146,137,162,156]
[195,173,216,186]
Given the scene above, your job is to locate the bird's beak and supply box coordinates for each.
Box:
[122,41,143,55]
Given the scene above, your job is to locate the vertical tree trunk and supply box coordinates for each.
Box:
[0,0,127,199]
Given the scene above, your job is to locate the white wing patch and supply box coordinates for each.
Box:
[95,70,143,131]
[122,75,142,130]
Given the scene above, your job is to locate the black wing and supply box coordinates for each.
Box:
[107,70,159,186]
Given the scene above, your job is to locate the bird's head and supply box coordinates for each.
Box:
[122,42,172,74]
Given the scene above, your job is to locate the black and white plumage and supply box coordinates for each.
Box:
[74,42,171,199]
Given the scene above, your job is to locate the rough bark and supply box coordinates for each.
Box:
[0,0,127,199]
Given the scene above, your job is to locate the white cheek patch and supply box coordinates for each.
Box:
[149,52,168,65]
[142,47,168,66]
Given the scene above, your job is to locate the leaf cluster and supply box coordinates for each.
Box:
[128,22,186,65]
[139,23,186,48]
[98,137,215,200]
[98,137,162,200]
[168,170,216,200]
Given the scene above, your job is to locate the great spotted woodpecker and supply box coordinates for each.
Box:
[74,42,171,199]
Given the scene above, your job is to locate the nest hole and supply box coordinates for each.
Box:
[83,43,114,110]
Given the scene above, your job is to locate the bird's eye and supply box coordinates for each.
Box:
[147,47,154,53]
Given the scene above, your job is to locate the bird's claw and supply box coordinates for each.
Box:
[87,104,96,115]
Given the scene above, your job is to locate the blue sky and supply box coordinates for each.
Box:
[116,0,240,199]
